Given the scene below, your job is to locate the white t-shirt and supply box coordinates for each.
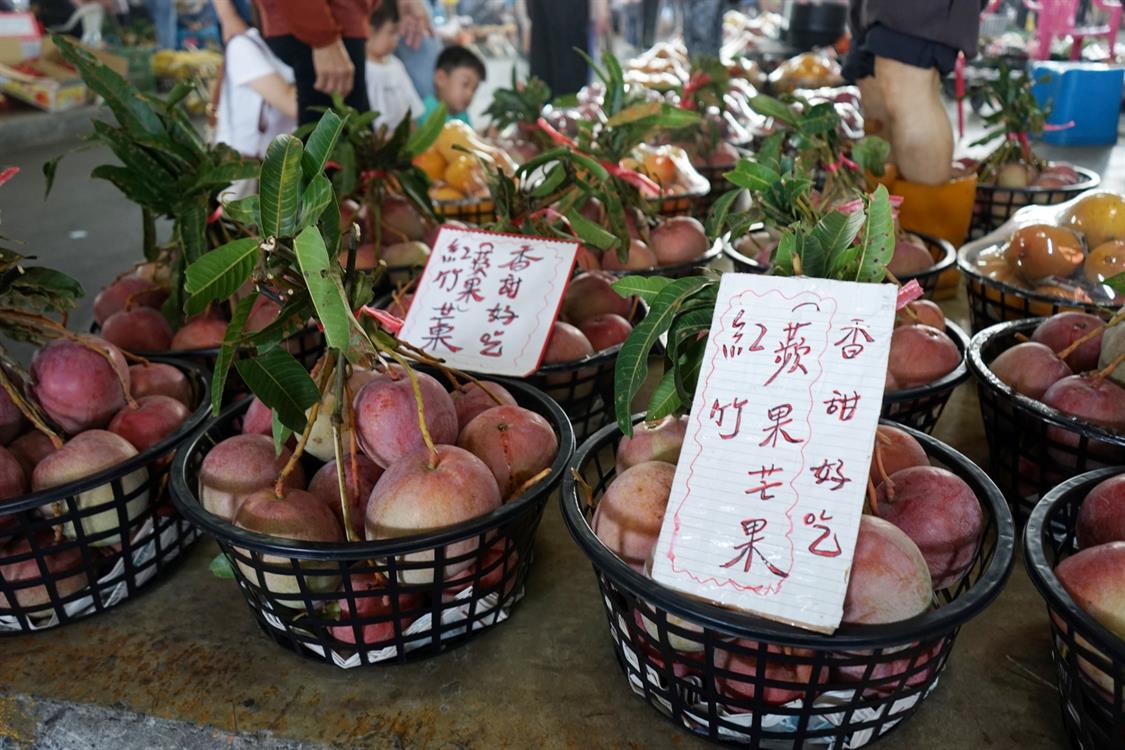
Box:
[366,56,424,132]
[214,29,297,159]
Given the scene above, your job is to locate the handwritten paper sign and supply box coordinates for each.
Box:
[398,226,579,376]
[650,274,896,634]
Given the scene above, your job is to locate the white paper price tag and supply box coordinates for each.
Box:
[398,226,579,376]
[650,274,896,634]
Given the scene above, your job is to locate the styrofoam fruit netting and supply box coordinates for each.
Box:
[0,518,198,631]
[250,569,528,669]
[606,595,932,750]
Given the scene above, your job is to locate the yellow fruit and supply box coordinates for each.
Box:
[443,155,487,196]
[435,120,484,162]
[430,185,467,202]
[1066,192,1125,248]
[642,152,680,187]
[413,149,446,181]
[1085,240,1125,284]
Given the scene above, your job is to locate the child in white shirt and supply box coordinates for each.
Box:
[366,0,424,132]
[214,27,298,159]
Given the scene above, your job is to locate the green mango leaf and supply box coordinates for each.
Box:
[209,552,235,579]
[750,95,798,126]
[614,277,711,436]
[211,294,256,415]
[177,202,208,265]
[319,189,343,260]
[611,275,673,306]
[851,136,890,177]
[725,161,780,194]
[757,132,785,173]
[1105,271,1125,295]
[704,188,743,240]
[259,134,304,238]
[271,410,294,456]
[191,160,261,191]
[673,334,707,408]
[90,120,175,186]
[811,209,865,262]
[646,370,682,421]
[183,237,259,314]
[294,225,352,351]
[772,232,797,275]
[53,35,165,138]
[235,347,320,433]
[298,174,334,232]
[565,208,617,251]
[301,110,345,179]
[406,102,447,157]
[851,185,895,282]
[91,164,168,211]
[529,163,567,199]
[330,140,357,198]
[224,195,260,226]
[800,102,838,135]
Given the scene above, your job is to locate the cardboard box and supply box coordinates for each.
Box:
[0,32,127,113]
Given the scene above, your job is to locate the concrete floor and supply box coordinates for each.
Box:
[3,97,1125,748]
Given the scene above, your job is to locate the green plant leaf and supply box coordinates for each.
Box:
[301,110,345,179]
[725,161,780,194]
[294,225,351,351]
[209,552,235,579]
[750,95,797,125]
[90,164,168,211]
[772,232,797,275]
[53,35,165,138]
[224,195,260,226]
[812,209,865,263]
[1105,271,1125,295]
[177,202,208,265]
[800,102,838,135]
[614,277,711,436]
[259,134,304,238]
[183,237,259,314]
[611,275,673,305]
[235,347,320,433]
[851,136,890,177]
[192,160,261,191]
[646,370,682,421]
[850,185,895,282]
[211,293,256,415]
[565,208,617,251]
[271,410,294,456]
[407,103,447,157]
[704,188,743,239]
[298,174,334,232]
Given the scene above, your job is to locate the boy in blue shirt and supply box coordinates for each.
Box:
[418,45,486,126]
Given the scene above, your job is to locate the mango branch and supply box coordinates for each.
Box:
[273,354,334,497]
[330,353,358,542]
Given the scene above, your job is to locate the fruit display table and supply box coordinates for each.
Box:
[0,293,1068,750]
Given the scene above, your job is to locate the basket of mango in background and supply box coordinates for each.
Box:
[414,121,511,226]
[958,191,1125,333]
[628,143,712,219]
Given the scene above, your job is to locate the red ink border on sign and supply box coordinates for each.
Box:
[665,286,837,597]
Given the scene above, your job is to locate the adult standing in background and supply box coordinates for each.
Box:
[213,0,433,126]
[394,0,442,98]
[526,0,609,95]
[681,0,725,58]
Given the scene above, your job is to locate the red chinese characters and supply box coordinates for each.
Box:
[834,318,874,360]
[721,518,790,578]
[823,390,860,421]
[423,302,463,353]
[803,510,842,557]
[746,464,784,501]
[759,403,803,448]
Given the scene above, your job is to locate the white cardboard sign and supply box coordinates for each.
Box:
[398,226,579,376]
[650,274,896,634]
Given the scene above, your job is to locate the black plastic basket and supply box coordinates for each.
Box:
[969,319,1125,523]
[432,197,497,225]
[1026,467,1125,750]
[723,232,955,299]
[170,377,575,667]
[561,419,1015,748]
[0,357,210,632]
[970,166,1101,240]
[880,322,970,434]
[958,251,1115,334]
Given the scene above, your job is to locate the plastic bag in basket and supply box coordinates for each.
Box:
[622,144,710,199]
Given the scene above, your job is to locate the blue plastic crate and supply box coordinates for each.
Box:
[1031,61,1123,146]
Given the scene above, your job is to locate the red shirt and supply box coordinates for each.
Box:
[256,0,376,47]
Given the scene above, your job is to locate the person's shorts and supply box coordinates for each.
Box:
[842,23,960,82]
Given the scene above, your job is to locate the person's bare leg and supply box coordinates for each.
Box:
[875,56,952,185]
[856,75,888,138]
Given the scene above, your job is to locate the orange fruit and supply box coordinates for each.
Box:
[642,152,679,187]
[435,120,481,162]
[1084,240,1125,284]
[443,155,487,196]
[1004,224,1084,281]
[413,148,446,182]
[1065,192,1125,248]
[429,185,466,202]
